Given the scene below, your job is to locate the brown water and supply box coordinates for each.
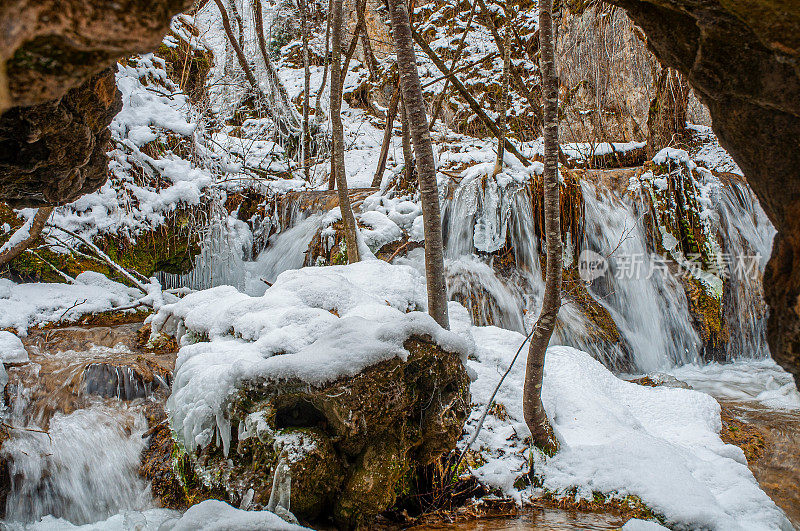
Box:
[407,508,626,530]
[7,323,172,427]
[723,401,800,527]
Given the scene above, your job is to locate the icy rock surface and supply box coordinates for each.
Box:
[153,261,471,526]
[0,331,28,363]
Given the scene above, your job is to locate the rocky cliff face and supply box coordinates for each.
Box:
[0,0,192,206]
[607,0,800,386]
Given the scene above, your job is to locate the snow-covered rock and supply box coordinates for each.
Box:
[0,331,28,363]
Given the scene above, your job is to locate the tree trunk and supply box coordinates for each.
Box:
[214,0,260,91]
[647,67,690,157]
[371,82,402,187]
[299,0,312,179]
[227,0,245,49]
[330,0,360,263]
[387,0,449,329]
[492,20,510,177]
[0,207,54,268]
[315,0,334,122]
[523,0,560,456]
[400,96,415,188]
[252,0,302,136]
[356,0,379,80]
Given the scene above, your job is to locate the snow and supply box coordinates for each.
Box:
[155,260,472,456]
[457,302,792,530]
[0,331,28,363]
[665,359,800,410]
[0,272,143,335]
[169,500,309,530]
[0,210,35,255]
[652,146,697,170]
[621,519,669,531]
[12,501,308,530]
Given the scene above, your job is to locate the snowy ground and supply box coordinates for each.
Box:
[6,500,310,531]
[148,260,793,530]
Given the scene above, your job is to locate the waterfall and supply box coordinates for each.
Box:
[158,197,253,292]
[580,182,701,371]
[2,404,152,525]
[155,167,774,374]
[715,180,775,360]
[440,170,774,372]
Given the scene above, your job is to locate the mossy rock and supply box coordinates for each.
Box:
[177,335,470,528]
[682,274,729,361]
[1,203,203,284]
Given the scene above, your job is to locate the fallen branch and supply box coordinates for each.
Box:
[0,207,54,267]
[411,28,531,167]
[27,250,75,283]
[46,225,150,295]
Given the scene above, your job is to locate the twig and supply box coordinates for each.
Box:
[439,321,537,496]
[58,298,87,322]
[46,225,150,295]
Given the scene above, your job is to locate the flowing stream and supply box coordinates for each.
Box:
[2,172,794,529]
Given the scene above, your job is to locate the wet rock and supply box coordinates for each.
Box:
[0,0,192,112]
[605,0,800,387]
[172,336,470,528]
[0,68,120,208]
[8,323,176,427]
[0,0,192,207]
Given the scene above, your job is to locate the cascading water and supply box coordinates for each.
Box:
[159,165,775,374]
[715,179,775,360]
[2,403,152,526]
[439,169,774,373]
[580,182,702,371]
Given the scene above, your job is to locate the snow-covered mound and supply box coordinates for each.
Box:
[0,272,143,335]
[15,500,308,530]
[153,260,472,455]
[0,331,28,363]
[455,304,792,530]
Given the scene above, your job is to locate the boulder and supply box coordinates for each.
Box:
[170,336,470,528]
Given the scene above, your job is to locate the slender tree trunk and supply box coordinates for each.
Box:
[215,0,260,91]
[0,207,54,267]
[330,0,360,262]
[429,0,478,130]
[492,20,510,177]
[400,96,415,187]
[371,82,402,187]
[299,0,312,179]
[647,66,690,157]
[316,0,334,122]
[252,0,301,133]
[387,0,448,329]
[227,0,245,49]
[523,0,560,455]
[355,0,379,80]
